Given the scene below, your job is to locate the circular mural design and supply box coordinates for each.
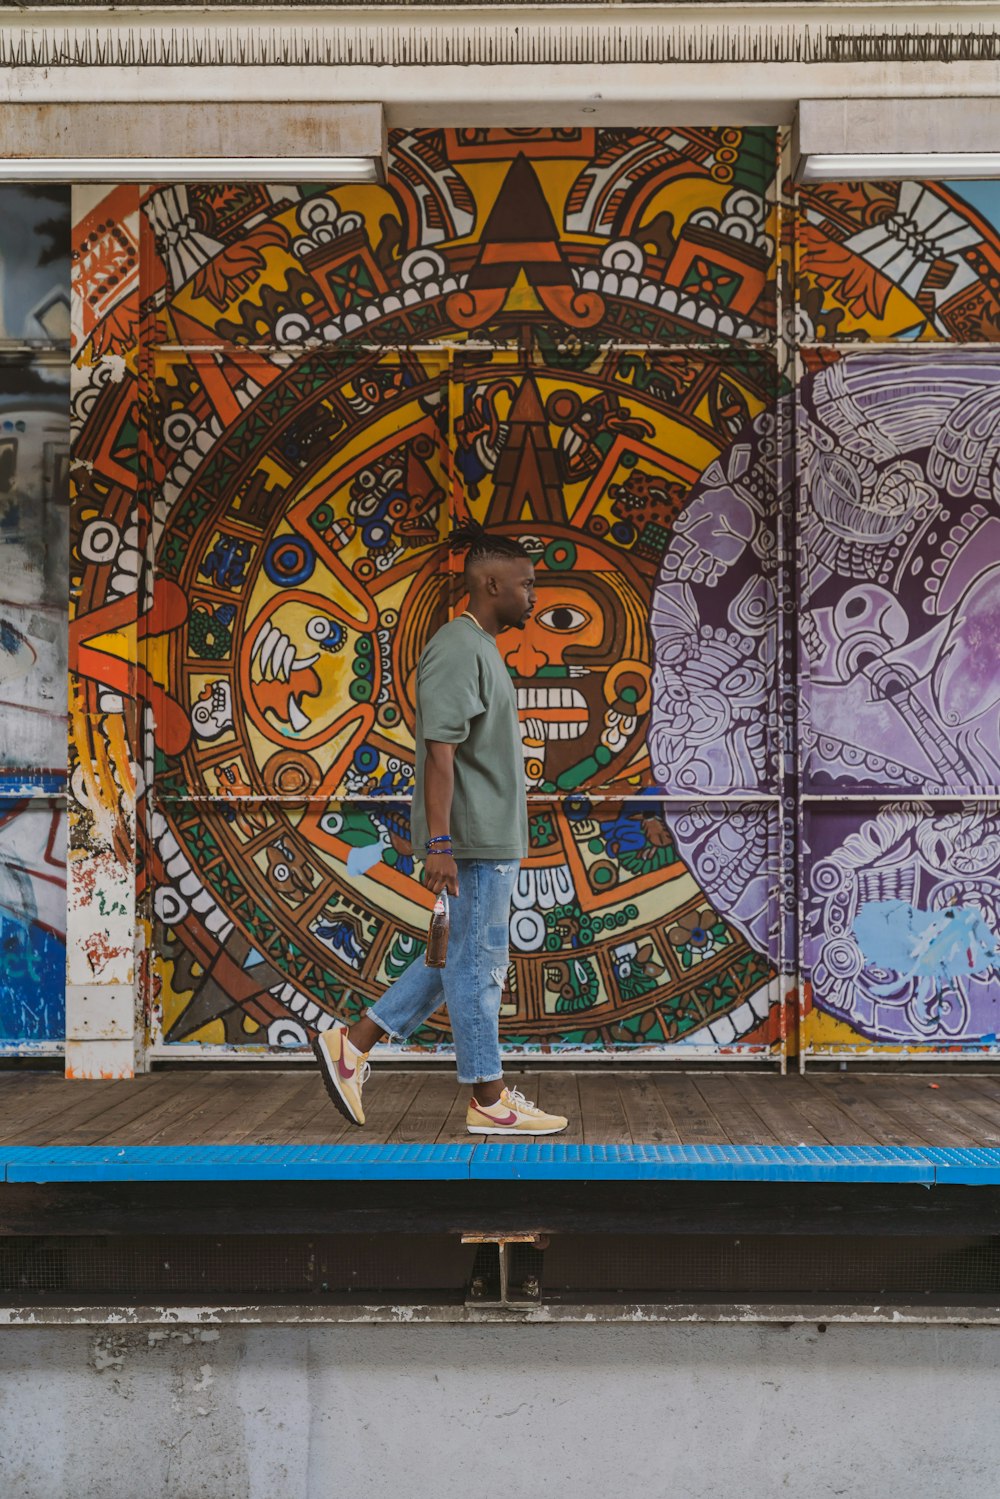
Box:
[150,341,776,1049]
[78,129,793,1052]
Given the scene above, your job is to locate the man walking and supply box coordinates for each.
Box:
[313,522,568,1136]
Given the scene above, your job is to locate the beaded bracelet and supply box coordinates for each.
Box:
[426,835,453,854]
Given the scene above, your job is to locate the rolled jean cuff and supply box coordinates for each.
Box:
[459,1071,503,1087]
[364,1008,398,1041]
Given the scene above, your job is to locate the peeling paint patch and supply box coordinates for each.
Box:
[100,353,128,384]
[82,929,128,976]
[89,1333,127,1372]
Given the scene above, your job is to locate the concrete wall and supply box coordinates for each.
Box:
[2,1322,998,1498]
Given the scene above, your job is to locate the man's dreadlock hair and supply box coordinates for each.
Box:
[449,520,531,567]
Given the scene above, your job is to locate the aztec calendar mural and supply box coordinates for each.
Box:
[58,131,1000,1059]
[142,127,782,1054]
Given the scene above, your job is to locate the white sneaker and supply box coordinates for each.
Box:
[467,1085,568,1136]
[313,1027,370,1126]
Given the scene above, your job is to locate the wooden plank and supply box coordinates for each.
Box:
[0,1075,88,1141]
[288,1069,360,1144]
[690,1076,781,1145]
[811,1075,934,1147]
[781,1079,882,1146]
[533,1071,583,1144]
[211,1071,316,1146]
[391,1074,464,1144]
[725,1075,828,1147]
[250,1075,327,1145]
[436,1072,476,1144]
[652,1074,729,1144]
[880,1078,1000,1148]
[3,1076,163,1146]
[614,1073,679,1145]
[369,1072,430,1146]
[16,1065,1000,1154]
[24,1079,182,1145]
[0,1079,62,1133]
[951,1073,1000,1106]
[275,1070,364,1144]
[842,1077,982,1148]
[925,1083,1000,1139]
[98,1073,256,1139]
[96,1073,225,1145]
[579,1073,630,1144]
[137,1073,281,1146]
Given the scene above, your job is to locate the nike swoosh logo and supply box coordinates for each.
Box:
[336,1049,356,1081]
[474,1107,517,1125]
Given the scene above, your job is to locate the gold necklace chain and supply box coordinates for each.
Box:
[460,609,491,638]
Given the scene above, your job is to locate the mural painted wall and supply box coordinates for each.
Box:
[135,130,783,1057]
[796,177,1000,1056]
[55,135,1000,1064]
[0,188,70,1051]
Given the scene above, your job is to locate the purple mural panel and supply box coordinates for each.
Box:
[804,803,1000,1046]
[649,404,778,799]
[665,801,781,965]
[648,402,784,973]
[799,352,1000,796]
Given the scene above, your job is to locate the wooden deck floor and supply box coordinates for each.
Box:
[3,1068,1000,1150]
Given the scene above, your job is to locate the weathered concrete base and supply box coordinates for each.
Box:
[2,1322,997,1498]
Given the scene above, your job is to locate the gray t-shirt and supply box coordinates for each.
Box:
[410,616,528,861]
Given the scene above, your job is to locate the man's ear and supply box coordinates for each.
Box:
[486,572,499,595]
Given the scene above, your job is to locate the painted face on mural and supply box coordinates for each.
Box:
[498,542,651,790]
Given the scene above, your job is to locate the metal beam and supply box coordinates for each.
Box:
[0,100,386,178]
[797,94,1000,158]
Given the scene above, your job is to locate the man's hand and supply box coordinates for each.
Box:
[424,851,459,897]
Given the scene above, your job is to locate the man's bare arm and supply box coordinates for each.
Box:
[423,739,460,896]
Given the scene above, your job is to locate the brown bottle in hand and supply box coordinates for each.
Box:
[425,890,450,968]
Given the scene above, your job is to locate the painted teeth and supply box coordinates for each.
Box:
[541,722,586,740]
[517,686,588,740]
[517,687,587,711]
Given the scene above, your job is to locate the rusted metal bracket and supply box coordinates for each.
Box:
[462,1232,549,1307]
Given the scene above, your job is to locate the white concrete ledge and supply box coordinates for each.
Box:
[3,1300,999,1326]
[0,100,386,172]
[798,94,1000,156]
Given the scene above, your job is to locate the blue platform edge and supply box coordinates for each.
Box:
[4,1142,1000,1184]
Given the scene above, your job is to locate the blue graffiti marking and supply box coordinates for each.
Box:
[0,917,66,1043]
[853,899,1000,984]
[0,617,23,655]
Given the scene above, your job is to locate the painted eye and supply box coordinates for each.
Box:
[306,616,332,641]
[536,605,590,632]
[272,862,291,882]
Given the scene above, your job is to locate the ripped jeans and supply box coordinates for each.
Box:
[367,858,518,1085]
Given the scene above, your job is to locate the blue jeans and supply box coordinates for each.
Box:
[368,859,518,1085]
